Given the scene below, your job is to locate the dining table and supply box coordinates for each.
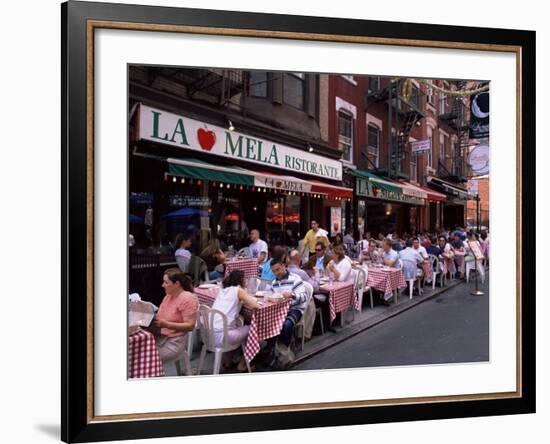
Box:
[194,286,291,364]
[318,280,357,323]
[366,266,406,303]
[128,328,165,378]
[224,257,260,280]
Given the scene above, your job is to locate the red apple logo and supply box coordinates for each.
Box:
[276,181,282,188]
[197,128,216,151]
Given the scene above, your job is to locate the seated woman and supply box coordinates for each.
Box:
[211,270,259,371]
[152,268,199,373]
[200,239,226,281]
[325,245,353,282]
[174,232,193,273]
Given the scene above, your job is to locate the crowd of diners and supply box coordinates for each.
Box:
[145,221,489,373]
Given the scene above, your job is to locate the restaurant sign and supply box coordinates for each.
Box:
[139,104,342,181]
[411,139,432,154]
[356,178,425,206]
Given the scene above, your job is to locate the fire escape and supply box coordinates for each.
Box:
[143,67,248,108]
[437,94,470,183]
[364,78,425,179]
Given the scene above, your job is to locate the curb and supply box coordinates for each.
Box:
[292,279,464,366]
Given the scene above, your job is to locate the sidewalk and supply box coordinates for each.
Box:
[175,276,469,376]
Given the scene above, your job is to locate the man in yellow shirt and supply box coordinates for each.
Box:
[302,220,330,254]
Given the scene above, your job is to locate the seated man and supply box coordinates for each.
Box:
[382,238,401,269]
[270,258,309,347]
[260,245,287,281]
[303,241,331,277]
[399,238,424,281]
[287,249,314,287]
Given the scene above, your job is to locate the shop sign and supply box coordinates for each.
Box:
[411,139,432,154]
[169,195,212,208]
[139,104,342,181]
[356,178,425,206]
[330,207,342,236]
[254,175,312,193]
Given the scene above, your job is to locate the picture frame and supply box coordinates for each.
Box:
[61,1,536,442]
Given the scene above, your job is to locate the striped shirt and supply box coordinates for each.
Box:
[271,272,309,314]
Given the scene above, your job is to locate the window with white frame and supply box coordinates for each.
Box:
[427,83,435,105]
[367,124,379,168]
[338,110,354,163]
[440,137,446,163]
[411,153,418,182]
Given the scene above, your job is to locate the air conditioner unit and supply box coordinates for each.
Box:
[426,167,436,174]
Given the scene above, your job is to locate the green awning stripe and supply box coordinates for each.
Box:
[371,180,402,194]
[351,169,403,193]
[168,163,254,186]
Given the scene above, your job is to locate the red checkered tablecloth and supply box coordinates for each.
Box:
[320,281,357,322]
[196,287,289,363]
[422,260,433,282]
[454,251,466,273]
[367,267,406,300]
[224,258,259,280]
[128,329,165,379]
[194,286,218,307]
[244,299,291,363]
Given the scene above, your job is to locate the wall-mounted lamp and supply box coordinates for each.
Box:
[228,120,235,131]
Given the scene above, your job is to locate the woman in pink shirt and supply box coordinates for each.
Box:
[153,268,199,371]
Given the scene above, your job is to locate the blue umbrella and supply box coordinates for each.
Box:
[129,213,144,224]
[161,208,209,219]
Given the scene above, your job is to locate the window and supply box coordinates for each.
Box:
[367,124,380,167]
[427,83,435,105]
[409,85,420,109]
[440,138,446,163]
[283,72,305,109]
[369,76,380,92]
[338,111,353,163]
[249,71,268,97]
[410,154,418,182]
[439,93,447,114]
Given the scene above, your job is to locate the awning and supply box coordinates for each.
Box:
[350,168,425,206]
[167,157,353,199]
[350,169,403,193]
[427,176,471,200]
[415,185,446,202]
[397,180,428,199]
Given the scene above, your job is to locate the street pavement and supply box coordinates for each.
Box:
[292,276,489,371]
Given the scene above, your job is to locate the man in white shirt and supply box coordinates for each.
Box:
[399,238,424,281]
[412,237,429,260]
[270,258,309,346]
[249,229,268,265]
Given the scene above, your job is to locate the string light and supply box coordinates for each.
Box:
[180,178,185,184]
[197,180,202,185]
[251,187,255,192]
[239,185,243,191]
[172,177,176,183]
[212,182,217,187]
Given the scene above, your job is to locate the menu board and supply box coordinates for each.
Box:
[467,240,485,260]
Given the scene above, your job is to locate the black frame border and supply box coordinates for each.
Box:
[62,1,536,442]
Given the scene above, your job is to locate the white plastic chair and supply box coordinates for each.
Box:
[171,347,193,376]
[402,259,424,300]
[294,281,314,351]
[429,254,445,288]
[354,266,373,313]
[237,247,250,257]
[197,304,251,375]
